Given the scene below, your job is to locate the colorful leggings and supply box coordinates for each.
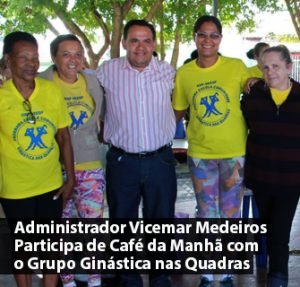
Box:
[60,168,105,286]
[188,156,244,218]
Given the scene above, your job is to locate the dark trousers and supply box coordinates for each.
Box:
[253,190,299,279]
[1,189,62,218]
[106,146,177,219]
[106,146,177,287]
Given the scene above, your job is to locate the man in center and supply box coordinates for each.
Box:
[97,19,177,287]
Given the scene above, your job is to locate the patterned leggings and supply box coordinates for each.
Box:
[60,168,105,286]
[188,156,244,218]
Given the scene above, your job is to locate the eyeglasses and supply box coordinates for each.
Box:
[195,32,221,40]
[23,100,36,124]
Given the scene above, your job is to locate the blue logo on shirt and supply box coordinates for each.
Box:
[192,81,230,126]
[13,115,56,160]
[200,93,222,118]
[24,125,48,151]
[70,110,88,129]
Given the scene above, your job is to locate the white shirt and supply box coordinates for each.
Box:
[97,56,176,153]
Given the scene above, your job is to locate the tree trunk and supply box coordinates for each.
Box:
[145,0,163,21]
[170,29,181,68]
[110,0,135,58]
[159,7,165,60]
[53,6,106,68]
[284,0,300,39]
[170,0,183,68]
[111,3,123,58]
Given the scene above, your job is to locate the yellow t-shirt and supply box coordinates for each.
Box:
[248,65,263,78]
[271,87,291,106]
[53,72,101,170]
[0,78,70,199]
[173,56,249,159]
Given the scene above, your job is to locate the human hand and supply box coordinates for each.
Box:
[53,179,75,208]
[224,161,242,189]
[244,77,260,94]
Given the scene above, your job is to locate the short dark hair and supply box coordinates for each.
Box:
[262,45,292,65]
[123,19,156,41]
[253,42,269,58]
[193,15,222,35]
[50,34,83,57]
[3,31,38,55]
[190,49,198,59]
[246,48,255,60]
[0,57,6,69]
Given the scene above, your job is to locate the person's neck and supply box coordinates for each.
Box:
[271,79,291,91]
[58,72,78,84]
[127,57,149,72]
[196,55,219,68]
[13,78,35,100]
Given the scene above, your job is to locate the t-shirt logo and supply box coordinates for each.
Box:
[200,92,222,118]
[193,81,230,126]
[13,115,56,160]
[24,125,48,151]
[70,110,88,129]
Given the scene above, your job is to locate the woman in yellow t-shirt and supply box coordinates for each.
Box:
[247,42,270,78]
[0,32,75,287]
[173,15,249,287]
[39,35,105,287]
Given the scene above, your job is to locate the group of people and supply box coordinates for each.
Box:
[0,14,299,287]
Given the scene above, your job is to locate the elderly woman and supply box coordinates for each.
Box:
[39,34,105,287]
[0,32,75,287]
[241,45,300,287]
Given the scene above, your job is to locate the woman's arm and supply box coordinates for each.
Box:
[174,109,187,123]
[54,127,75,207]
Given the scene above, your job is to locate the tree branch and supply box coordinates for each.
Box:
[91,0,110,46]
[45,18,60,36]
[284,0,300,38]
[145,0,163,21]
[55,9,92,50]
[122,0,135,16]
[110,0,135,58]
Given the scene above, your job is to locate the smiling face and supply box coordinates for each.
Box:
[261,51,292,90]
[5,41,39,83]
[122,25,156,71]
[195,21,222,66]
[52,40,84,83]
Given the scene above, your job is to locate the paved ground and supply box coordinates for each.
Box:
[0,161,299,287]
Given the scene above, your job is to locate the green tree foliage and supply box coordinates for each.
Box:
[218,0,283,32]
[266,32,299,43]
[0,0,282,68]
